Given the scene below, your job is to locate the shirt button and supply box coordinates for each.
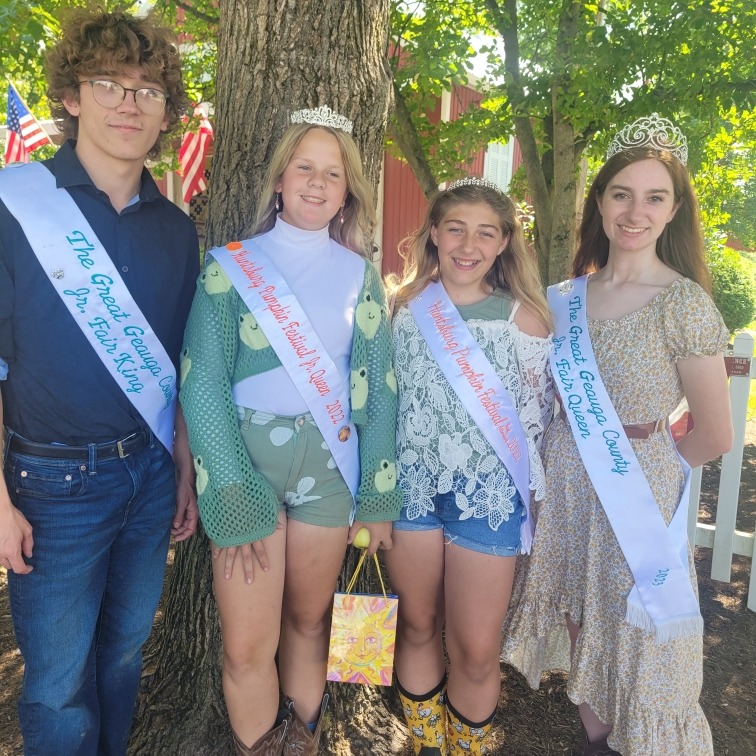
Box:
[65,474,72,481]
[122,265,129,273]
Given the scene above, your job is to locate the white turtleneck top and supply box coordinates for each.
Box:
[231,216,365,415]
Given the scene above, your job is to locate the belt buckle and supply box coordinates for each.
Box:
[117,432,139,459]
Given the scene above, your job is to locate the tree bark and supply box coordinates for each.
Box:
[206,0,392,247]
[488,0,591,284]
[548,1,582,284]
[389,80,439,200]
[489,0,553,281]
[130,2,394,753]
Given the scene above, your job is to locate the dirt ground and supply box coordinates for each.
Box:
[1,429,754,755]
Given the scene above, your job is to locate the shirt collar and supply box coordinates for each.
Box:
[51,140,162,204]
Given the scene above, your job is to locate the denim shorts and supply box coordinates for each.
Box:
[393,484,524,557]
[237,407,352,528]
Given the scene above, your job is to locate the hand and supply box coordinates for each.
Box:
[172,475,198,542]
[172,404,198,542]
[0,500,34,574]
[212,538,271,584]
[348,520,393,556]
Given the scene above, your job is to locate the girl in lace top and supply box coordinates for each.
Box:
[384,180,553,755]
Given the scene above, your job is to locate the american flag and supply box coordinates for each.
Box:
[179,104,213,203]
[4,83,52,165]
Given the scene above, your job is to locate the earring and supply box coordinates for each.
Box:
[339,205,345,225]
[274,193,280,212]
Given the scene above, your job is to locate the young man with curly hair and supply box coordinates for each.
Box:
[0,9,200,754]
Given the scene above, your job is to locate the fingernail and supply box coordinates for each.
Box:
[246,577,252,584]
[225,573,231,580]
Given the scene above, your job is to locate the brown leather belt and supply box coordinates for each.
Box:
[557,408,667,439]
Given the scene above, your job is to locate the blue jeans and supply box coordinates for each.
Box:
[4,437,175,756]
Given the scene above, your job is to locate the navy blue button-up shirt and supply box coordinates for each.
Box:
[0,141,200,444]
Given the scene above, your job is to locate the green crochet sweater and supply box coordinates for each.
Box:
[180,249,401,547]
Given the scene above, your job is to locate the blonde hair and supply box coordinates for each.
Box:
[250,124,376,256]
[388,184,550,328]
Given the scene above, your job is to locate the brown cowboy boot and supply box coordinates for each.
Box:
[282,694,328,756]
[231,716,289,756]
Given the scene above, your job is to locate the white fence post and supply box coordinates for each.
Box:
[710,333,754,583]
[687,466,703,547]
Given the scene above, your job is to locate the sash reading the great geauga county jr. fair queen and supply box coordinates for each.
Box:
[0,162,176,455]
[210,240,359,502]
[549,275,700,642]
[408,281,534,552]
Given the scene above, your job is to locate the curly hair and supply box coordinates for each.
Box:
[251,123,376,257]
[46,8,188,159]
[573,147,711,291]
[387,183,550,329]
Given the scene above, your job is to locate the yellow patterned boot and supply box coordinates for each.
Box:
[445,698,493,755]
[397,677,447,755]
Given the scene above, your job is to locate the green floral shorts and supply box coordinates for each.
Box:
[237,407,352,528]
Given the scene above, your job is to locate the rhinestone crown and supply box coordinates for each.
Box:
[290,105,353,134]
[447,177,502,193]
[606,113,688,165]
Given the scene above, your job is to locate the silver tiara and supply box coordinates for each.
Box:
[290,105,353,134]
[606,113,688,165]
[447,177,502,192]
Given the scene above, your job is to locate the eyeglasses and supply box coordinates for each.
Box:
[78,79,168,115]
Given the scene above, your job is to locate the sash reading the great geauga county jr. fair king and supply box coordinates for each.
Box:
[549,275,701,642]
[408,281,534,552]
[0,162,176,455]
[210,240,359,503]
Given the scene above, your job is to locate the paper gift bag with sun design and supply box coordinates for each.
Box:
[327,550,398,686]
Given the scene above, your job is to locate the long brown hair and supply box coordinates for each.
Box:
[388,184,550,328]
[573,147,711,291]
[250,124,376,257]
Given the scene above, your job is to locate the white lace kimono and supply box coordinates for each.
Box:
[393,299,553,532]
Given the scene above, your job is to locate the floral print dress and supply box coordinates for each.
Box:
[501,278,729,756]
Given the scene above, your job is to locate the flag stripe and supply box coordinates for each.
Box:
[5,84,52,165]
[180,105,213,203]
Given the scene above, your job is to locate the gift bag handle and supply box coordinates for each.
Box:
[344,548,388,599]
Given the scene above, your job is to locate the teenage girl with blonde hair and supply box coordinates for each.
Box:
[181,108,400,755]
[385,179,553,755]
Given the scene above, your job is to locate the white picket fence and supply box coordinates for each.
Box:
[686,332,756,611]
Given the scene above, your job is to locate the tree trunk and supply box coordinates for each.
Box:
[490,0,553,282]
[206,0,392,247]
[547,1,582,284]
[130,2,394,753]
[389,80,439,200]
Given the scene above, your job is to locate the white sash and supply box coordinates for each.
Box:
[549,275,701,641]
[408,281,534,552]
[210,241,359,502]
[0,162,176,455]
